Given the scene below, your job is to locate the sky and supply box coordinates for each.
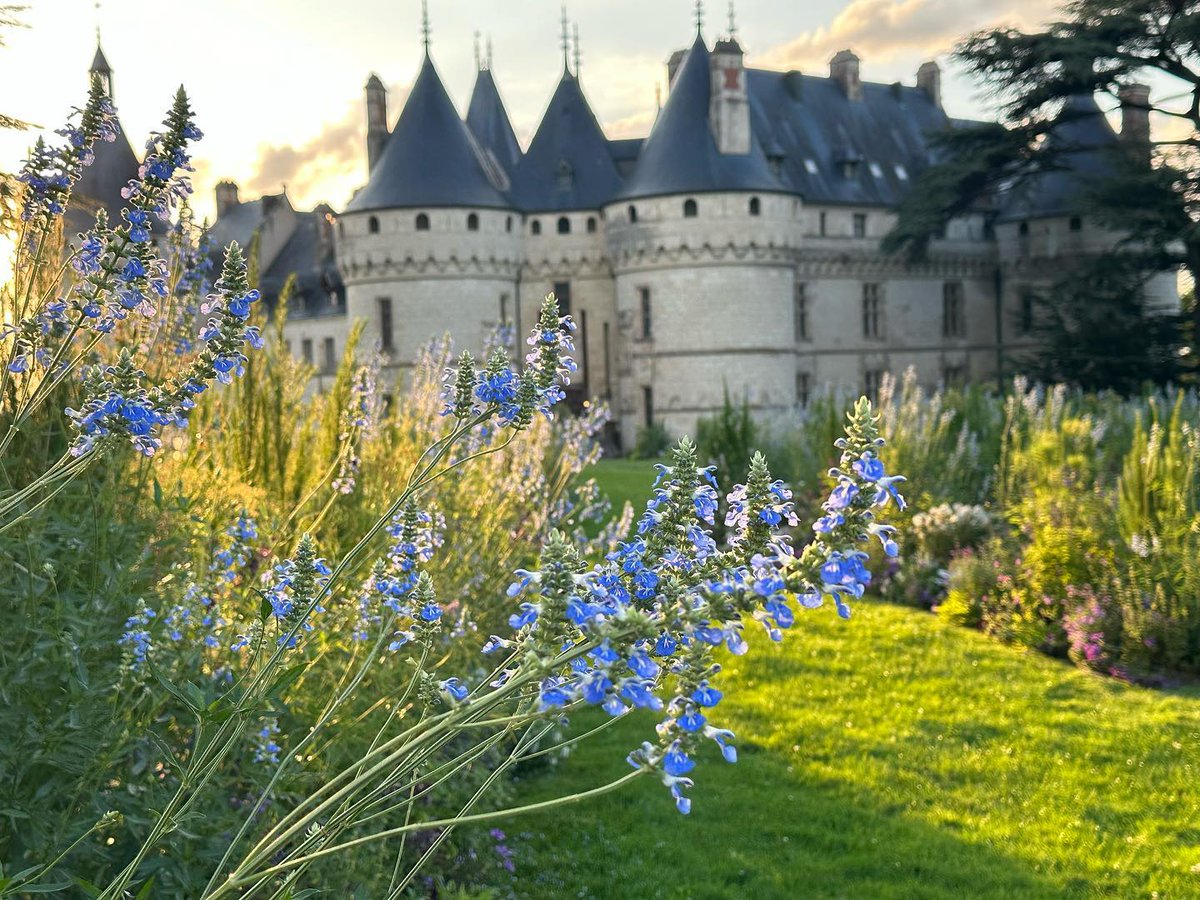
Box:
[0,0,1063,223]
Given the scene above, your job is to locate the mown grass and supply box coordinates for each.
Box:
[483,460,1200,899]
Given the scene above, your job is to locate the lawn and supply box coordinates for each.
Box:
[482,461,1200,899]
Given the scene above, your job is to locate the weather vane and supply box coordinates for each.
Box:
[728,1,737,36]
[573,23,581,78]
[474,30,481,70]
[421,0,431,52]
[695,0,704,33]
[486,34,494,70]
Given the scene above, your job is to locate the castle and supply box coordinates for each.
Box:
[75,15,1175,449]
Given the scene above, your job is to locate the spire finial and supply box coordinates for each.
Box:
[694,0,704,34]
[474,31,481,70]
[573,23,581,78]
[421,0,431,53]
[560,4,570,73]
[486,34,494,70]
[727,1,737,36]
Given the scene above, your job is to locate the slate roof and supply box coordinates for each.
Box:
[346,54,510,212]
[996,94,1120,222]
[617,36,784,201]
[510,71,624,212]
[206,195,280,251]
[466,68,522,176]
[745,68,951,206]
[261,209,345,318]
[66,124,140,236]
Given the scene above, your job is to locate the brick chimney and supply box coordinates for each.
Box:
[1119,83,1151,157]
[710,37,749,155]
[215,180,240,217]
[917,61,941,108]
[830,49,862,101]
[365,73,388,172]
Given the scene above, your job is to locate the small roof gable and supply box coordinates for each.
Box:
[510,72,623,212]
[466,68,522,176]
[90,43,112,74]
[617,35,783,201]
[346,54,510,212]
[997,94,1121,222]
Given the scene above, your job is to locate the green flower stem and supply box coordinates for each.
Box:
[217,768,649,892]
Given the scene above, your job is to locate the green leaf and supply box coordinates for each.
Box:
[134,875,156,899]
[152,479,163,509]
[148,663,201,715]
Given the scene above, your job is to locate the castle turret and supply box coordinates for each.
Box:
[365,74,388,173]
[90,42,113,99]
[830,49,862,101]
[710,36,749,155]
[215,180,240,216]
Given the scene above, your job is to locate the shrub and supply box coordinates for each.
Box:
[630,421,670,459]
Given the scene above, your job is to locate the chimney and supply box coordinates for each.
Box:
[365,73,389,172]
[917,61,941,108]
[830,49,861,101]
[710,37,749,155]
[215,180,240,217]
[1119,83,1151,157]
[667,49,687,89]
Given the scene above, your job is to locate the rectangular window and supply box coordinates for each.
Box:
[553,280,571,318]
[642,385,654,428]
[864,369,884,403]
[378,297,394,352]
[322,336,336,372]
[1019,288,1035,335]
[862,283,883,339]
[942,281,965,338]
[853,213,867,238]
[639,286,652,339]
[499,293,510,325]
[794,282,810,342]
[795,371,810,408]
[818,211,827,237]
[301,338,313,365]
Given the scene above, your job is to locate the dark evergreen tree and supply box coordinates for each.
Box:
[884,0,1198,387]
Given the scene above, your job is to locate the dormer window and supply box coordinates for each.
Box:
[868,162,884,179]
[894,164,909,180]
[683,198,698,218]
[557,159,574,191]
[368,215,380,234]
[804,158,819,174]
[415,213,430,231]
[467,212,479,231]
[840,159,860,179]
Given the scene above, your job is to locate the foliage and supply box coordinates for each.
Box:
[883,0,1196,387]
[694,386,758,484]
[630,420,670,459]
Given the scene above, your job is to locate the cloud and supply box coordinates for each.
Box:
[605,108,656,140]
[756,0,1052,73]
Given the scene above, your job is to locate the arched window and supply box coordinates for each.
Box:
[415,213,430,231]
[531,219,542,235]
[467,212,479,231]
[557,216,571,235]
[586,216,597,233]
[1018,221,1029,237]
[1069,215,1082,232]
[368,215,380,234]
[506,215,513,233]
[627,204,638,223]
[683,198,698,218]
[749,196,761,216]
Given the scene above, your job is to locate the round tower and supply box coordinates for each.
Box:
[605,34,797,446]
[337,51,520,374]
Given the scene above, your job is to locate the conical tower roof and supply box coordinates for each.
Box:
[511,70,621,212]
[617,34,782,200]
[998,94,1121,221]
[347,54,509,212]
[466,68,521,175]
[90,43,111,75]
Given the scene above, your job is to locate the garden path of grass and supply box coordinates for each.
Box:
[482,461,1200,899]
